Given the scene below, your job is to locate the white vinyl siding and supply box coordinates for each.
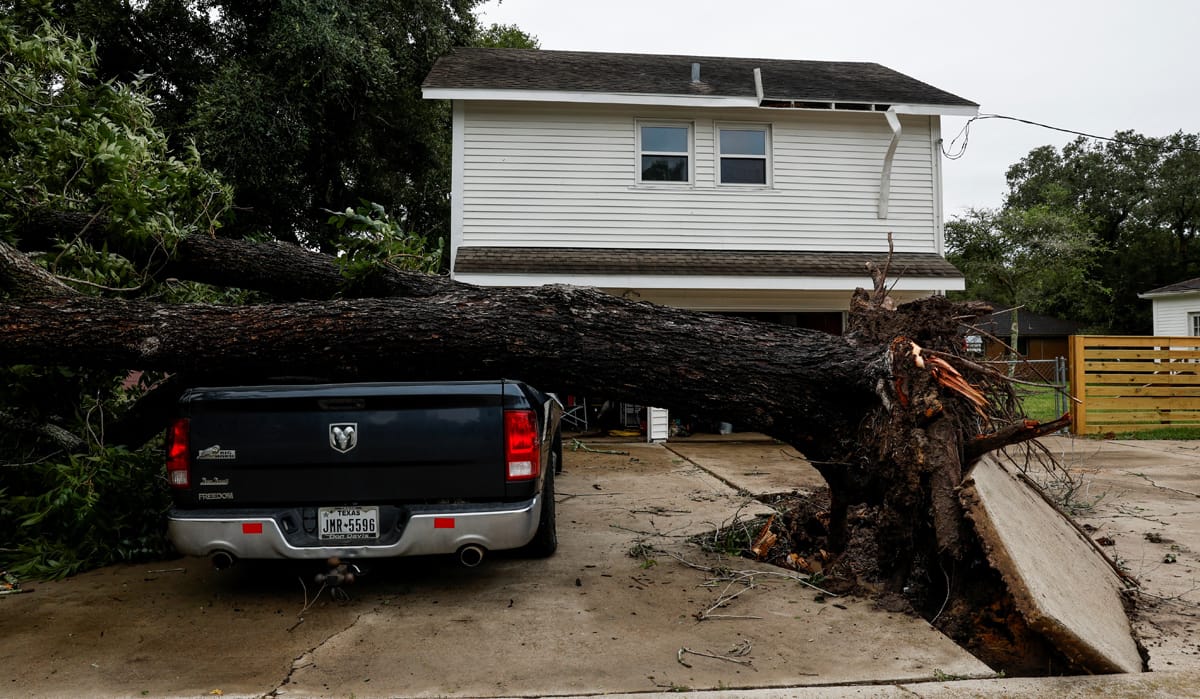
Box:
[459,102,939,252]
[1150,294,1200,336]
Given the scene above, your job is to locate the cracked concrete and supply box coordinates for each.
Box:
[1123,469,1200,499]
[267,612,364,697]
[1038,436,1200,672]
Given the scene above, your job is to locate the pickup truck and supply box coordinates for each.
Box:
[164,380,562,568]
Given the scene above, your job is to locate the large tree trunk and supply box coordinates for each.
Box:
[0,287,881,455]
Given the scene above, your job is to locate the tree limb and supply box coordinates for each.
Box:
[13,210,457,300]
[964,415,1073,462]
[0,409,85,451]
[0,239,76,299]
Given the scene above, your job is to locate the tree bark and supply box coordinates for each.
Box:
[0,287,882,458]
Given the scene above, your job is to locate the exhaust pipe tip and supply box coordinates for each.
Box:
[458,544,485,568]
[211,551,236,571]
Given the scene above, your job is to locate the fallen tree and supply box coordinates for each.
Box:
[0,229,1085,672]
[0,17,1137,676]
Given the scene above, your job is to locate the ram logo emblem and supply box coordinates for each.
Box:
[329,423,358,453]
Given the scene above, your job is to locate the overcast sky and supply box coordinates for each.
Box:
[477,0,1199,220]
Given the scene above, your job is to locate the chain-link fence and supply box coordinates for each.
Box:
[980,357,1070,419]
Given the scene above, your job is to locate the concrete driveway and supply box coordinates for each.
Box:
[1036,436,1200,671]
[3,438,992,698]
[6,434,1199,698]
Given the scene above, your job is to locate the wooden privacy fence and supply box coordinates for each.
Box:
[1069,335,1200,434]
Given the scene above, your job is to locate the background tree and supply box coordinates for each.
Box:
[945,205,1105,343]
[950,131,1200,334]
[3,0,539,254]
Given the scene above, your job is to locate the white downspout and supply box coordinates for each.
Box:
[753,68,763,103]
[878,108,901,219]
[450,99,465,275]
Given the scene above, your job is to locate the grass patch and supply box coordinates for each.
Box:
[1016,384,1066,423]
[1096,426,1200,440]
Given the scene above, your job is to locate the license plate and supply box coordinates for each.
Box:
[318,506,379,540]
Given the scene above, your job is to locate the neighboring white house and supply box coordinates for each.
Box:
[1140,278,1200,336]
[422,48,976,332]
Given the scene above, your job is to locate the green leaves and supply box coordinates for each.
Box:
[3,444,171,580]
[952,131,1200,334]
[327,201,444,289]
[186,0,486,250]
[0,16,231,259]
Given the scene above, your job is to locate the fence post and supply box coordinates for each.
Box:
[1068,335,1085,435]
[1055,356,1068,420]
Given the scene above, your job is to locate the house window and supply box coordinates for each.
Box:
[1190,312,1200,336]
[638,122,691,183]
[718,125,770,185]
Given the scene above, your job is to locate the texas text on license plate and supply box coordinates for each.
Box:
[318,506,379,540]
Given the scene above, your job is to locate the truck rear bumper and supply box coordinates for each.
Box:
[167,496,542,560]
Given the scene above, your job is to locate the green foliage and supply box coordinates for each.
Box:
[0,17,226,578]
[946,205,1107,328]
[159,0,482,251]
[327,202,445,286]
[2,443,172,580]
[0,15,232,287]
[6,1,537,254]
[951,131,1200,334]
[473,23,540,48]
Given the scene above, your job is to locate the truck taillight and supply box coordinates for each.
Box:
[504,410,540,481]
[166,418,190,488]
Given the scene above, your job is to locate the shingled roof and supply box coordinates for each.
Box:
[423,48,977,108]
[1140,277,1200,297]
[971,304,1084,338]
[454,247,963,279]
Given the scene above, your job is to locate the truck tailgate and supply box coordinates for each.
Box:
[181,382,510,506]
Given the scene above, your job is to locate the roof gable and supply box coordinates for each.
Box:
[1140,277,1200,298]
[423,48,977,109]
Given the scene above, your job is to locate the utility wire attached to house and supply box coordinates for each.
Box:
[941,113,1200,160]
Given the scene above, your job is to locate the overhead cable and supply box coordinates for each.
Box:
[941,114,1200,160]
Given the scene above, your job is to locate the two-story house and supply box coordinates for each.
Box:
[422,48,976,334]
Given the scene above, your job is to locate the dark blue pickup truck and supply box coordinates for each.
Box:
[164,380,562,568]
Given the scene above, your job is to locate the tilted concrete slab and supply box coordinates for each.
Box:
[960,455,1145,674]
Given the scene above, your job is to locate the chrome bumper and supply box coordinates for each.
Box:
[167,496,542,560]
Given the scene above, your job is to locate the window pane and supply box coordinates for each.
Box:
[641,126,688,153]
[720,158,766,184]
[720,129,766,155]
[642,155,688,181]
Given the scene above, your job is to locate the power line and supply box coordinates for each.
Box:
[941,114,1200,160]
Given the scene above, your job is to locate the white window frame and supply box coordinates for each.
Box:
[1189,311,1200,337]
[635,120,693,185]
[715,122,772,187]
